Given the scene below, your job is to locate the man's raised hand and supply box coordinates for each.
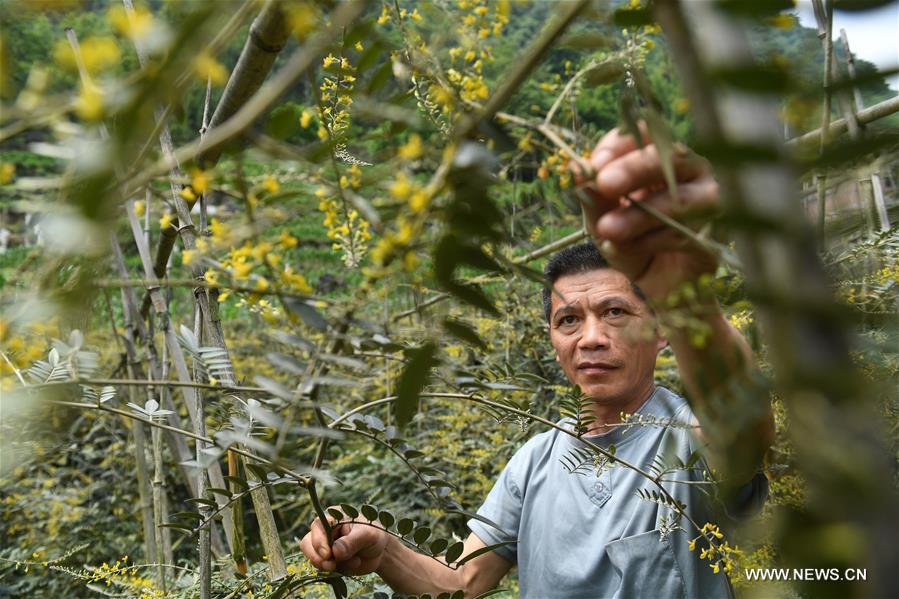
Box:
[577,127,720,302]
[299,510,388,576]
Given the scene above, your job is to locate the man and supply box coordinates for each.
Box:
[299,128,774,597]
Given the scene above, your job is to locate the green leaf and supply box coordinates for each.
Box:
[558,31,613,49]
[413,526,431,545]
[444,541,465,564]
[429,538,448,555]
[328,575,347,599]
[394,342,439,429]
[186,497,217,508]
[583,60,625,86]
[207,487,233,499]
[283,298,328,331]
[455,541,517,567]
[244,463,268,481]
[158,523,193,532]
[613,7,654,26]
[710,65,793,94]
[442,318,486,349]
[361,504,378,522]
[397,518,414,536]
[265,103,301,140]
[224,475,249,491]
[339,504,359,519]
[378,510,395,529]
[328,508,344,521]
[717,0,796,16]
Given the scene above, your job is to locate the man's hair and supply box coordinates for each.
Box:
[541,242,646,322]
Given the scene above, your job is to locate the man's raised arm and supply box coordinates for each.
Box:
[299,513,512,598]
[578,127,774,485]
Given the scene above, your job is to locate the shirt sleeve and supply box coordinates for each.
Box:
[467,453,524,564]
[677,401,770,520]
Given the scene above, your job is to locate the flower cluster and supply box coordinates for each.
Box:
[0,318,55,390]
[688,522,745,575]
[444,0,509,103]
[536,148,574,189]
[87,557,162,598]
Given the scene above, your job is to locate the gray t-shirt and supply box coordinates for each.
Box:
[468,386,767,599]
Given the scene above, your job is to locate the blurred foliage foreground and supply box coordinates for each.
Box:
[1,0,898,598]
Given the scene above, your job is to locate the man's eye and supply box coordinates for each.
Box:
[560,315,578,325]
[607,307,624,317]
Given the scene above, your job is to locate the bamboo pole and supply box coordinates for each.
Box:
[197,0,289,167]
[838,28,890,231]
[786,95,899,148]
[150,397,167,592]
[812,0,835,244]
[193,302,211,599]
[125,203,239,554]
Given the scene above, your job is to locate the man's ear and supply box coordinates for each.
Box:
[656,335,668,352]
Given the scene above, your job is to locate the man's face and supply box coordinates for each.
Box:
[548,268,665,406]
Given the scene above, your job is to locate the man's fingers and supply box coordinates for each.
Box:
[589,125,650,172]
[331,524,386,561]
[597,179,719,243]
[595,144,708,201]
[299,532,336,571]
[307,516,339,560]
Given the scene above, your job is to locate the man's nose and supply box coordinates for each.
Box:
[578,315,610,350]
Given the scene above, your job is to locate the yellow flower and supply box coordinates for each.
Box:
[688,539,697,551]
[768,14,795,29]
[210,218,229,242]
[395,220,415,245]
[182,249,196,266]
[410,8,422,21]
[278,229,298,249]
[54,36,120,74]
[262,174,280,194]
[389,173,412,199]
[232,260,253,280]
[190,168,209,194]
[299,110,313,128]
[265,253,282,268]
[179,186,197,203]
[107,5,153,40]
[76,83,104,121]
[133,199,145,217]
[159,212,173,230]
[204,270,218,285]
[323,53,336,68]
[517,135,533,152]
[398,134,423,160]
[0,163,15,185]
[286,2,317,38]
[194,52,228,86]
[409,190,429,213]
[254,277,270,292]
[403,251,418,271]
[354,42,364,52]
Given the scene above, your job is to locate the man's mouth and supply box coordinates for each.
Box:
[577,362,620,376]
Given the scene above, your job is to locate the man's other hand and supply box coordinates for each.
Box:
[577,126,720,302]
[299,510,388,575]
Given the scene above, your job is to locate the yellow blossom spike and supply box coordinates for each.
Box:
[398,134,423,160]
[180,186,197,203]
[194,51,228,86]
[133,200,145,218]
[159,212,174,230]
[0,162,15,185]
